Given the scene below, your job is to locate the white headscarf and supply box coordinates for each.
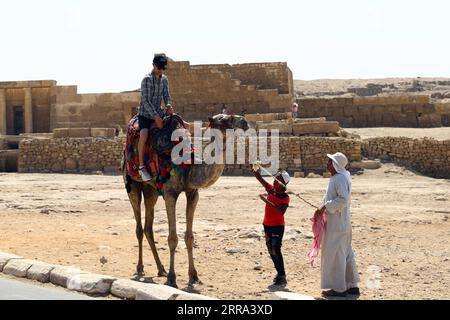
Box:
[332,161,352,191]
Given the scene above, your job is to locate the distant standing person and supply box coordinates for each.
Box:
[315,152,360,298]
[292,103,299,119]
[137,54,173,182]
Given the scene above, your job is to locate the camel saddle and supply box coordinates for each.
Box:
[124,114,189,180]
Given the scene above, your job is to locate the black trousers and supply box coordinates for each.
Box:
[264,225,286,277]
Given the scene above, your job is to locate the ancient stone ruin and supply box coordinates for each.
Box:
[1,57,450,178]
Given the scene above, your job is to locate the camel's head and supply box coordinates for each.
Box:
[208,114,249,131]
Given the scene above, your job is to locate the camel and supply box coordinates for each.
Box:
[123,114,249,288]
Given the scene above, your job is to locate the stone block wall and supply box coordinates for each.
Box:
[50,92,140,131]
[18,135,360,175]
[297,95,450,128]
[19,135,450,179]
[0,136,6,150]
[18,137,125,173]
[165,61,294,120]
[362,137,450,178]
[223,136,361,174]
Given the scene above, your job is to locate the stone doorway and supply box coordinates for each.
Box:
[13,106,24,135]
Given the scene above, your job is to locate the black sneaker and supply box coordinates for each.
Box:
[274,275,287,286]
[321,290,347,298]
[346,288,361,296]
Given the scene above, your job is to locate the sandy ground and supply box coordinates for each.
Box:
[0,162,449,300]
[348,127,450,140]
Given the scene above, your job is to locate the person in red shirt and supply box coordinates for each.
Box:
[252,166,291,286]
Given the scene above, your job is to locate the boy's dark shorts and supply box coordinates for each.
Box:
[138,116,155,131]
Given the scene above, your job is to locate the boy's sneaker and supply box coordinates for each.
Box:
[274,275,287,286]
[139,166,152,182]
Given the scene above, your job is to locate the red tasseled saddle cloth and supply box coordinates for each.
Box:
[124,117,159,180]
[124,115,193,188]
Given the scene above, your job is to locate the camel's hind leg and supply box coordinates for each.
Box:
[127,180,145,275]
[142,184,167,277]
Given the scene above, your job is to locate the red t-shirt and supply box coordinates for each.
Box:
[263,183,290,227]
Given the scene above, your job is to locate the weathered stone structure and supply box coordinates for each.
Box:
[17,133,450,179]
[297,95,450,128]
[18,137,124,173]
[0,59,294,137]
[166,62,294,119]
[18,134,361,176]
[362,137,450,179]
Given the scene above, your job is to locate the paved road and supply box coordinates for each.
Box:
[0,276,95,300]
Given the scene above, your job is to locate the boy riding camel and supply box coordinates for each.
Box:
[137,54,173,181]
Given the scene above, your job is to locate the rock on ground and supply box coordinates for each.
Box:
[272,291,316,300]
[27,262,56,283]
[67,273,116,295]
[172,293,219,300]
[135,284,186,300]
[2,259,37,278]
[0,253,22,272]
[110,279,155,300]
[49,266,87,288]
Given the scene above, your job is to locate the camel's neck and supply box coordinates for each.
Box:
[186,162,225,190]
[186,129,227,190]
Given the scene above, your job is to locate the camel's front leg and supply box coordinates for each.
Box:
[142,184,167,277]
[164,192,180,288]
[185,189,201,286]
[127,181,144,275]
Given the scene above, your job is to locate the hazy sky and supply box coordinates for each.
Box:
[1,0,449,93]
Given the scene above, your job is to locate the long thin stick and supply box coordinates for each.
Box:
[256,164,320,209]
[294,193,319,209]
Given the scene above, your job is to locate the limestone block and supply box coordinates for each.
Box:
[68,128,90,138]
[53,128,69,138]
[435,103,450,115]
[357,105,373,115]
[65,158,78,170]
[343,105,359,117]
[50,266,87,288]
[0,253,22,272]
[135,283,186,300]
[110,279,156,300]
[330,117,354,128]
[402,104,418,113]
[245,114,264,122]
[421,104,436,115]
[256,121,292,134]
[3,259,37,277]
[295,117,326,123]
[272,291,316,300]
[172,293,219,300]
[90,128,116,138]
[67,272,116,294]
[350,160,381,170]
[418,114,442,128]
[292,121,340,135]
[294,172,305,178]
[27,262,55,283]
[262,114,277,122]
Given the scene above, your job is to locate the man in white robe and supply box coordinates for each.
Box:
[316,152,360,298]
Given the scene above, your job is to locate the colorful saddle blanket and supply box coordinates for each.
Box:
[124,115,193,195]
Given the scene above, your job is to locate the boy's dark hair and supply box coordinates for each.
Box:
[153,54,168,70]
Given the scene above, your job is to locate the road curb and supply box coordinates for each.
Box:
[0,251,217,300]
